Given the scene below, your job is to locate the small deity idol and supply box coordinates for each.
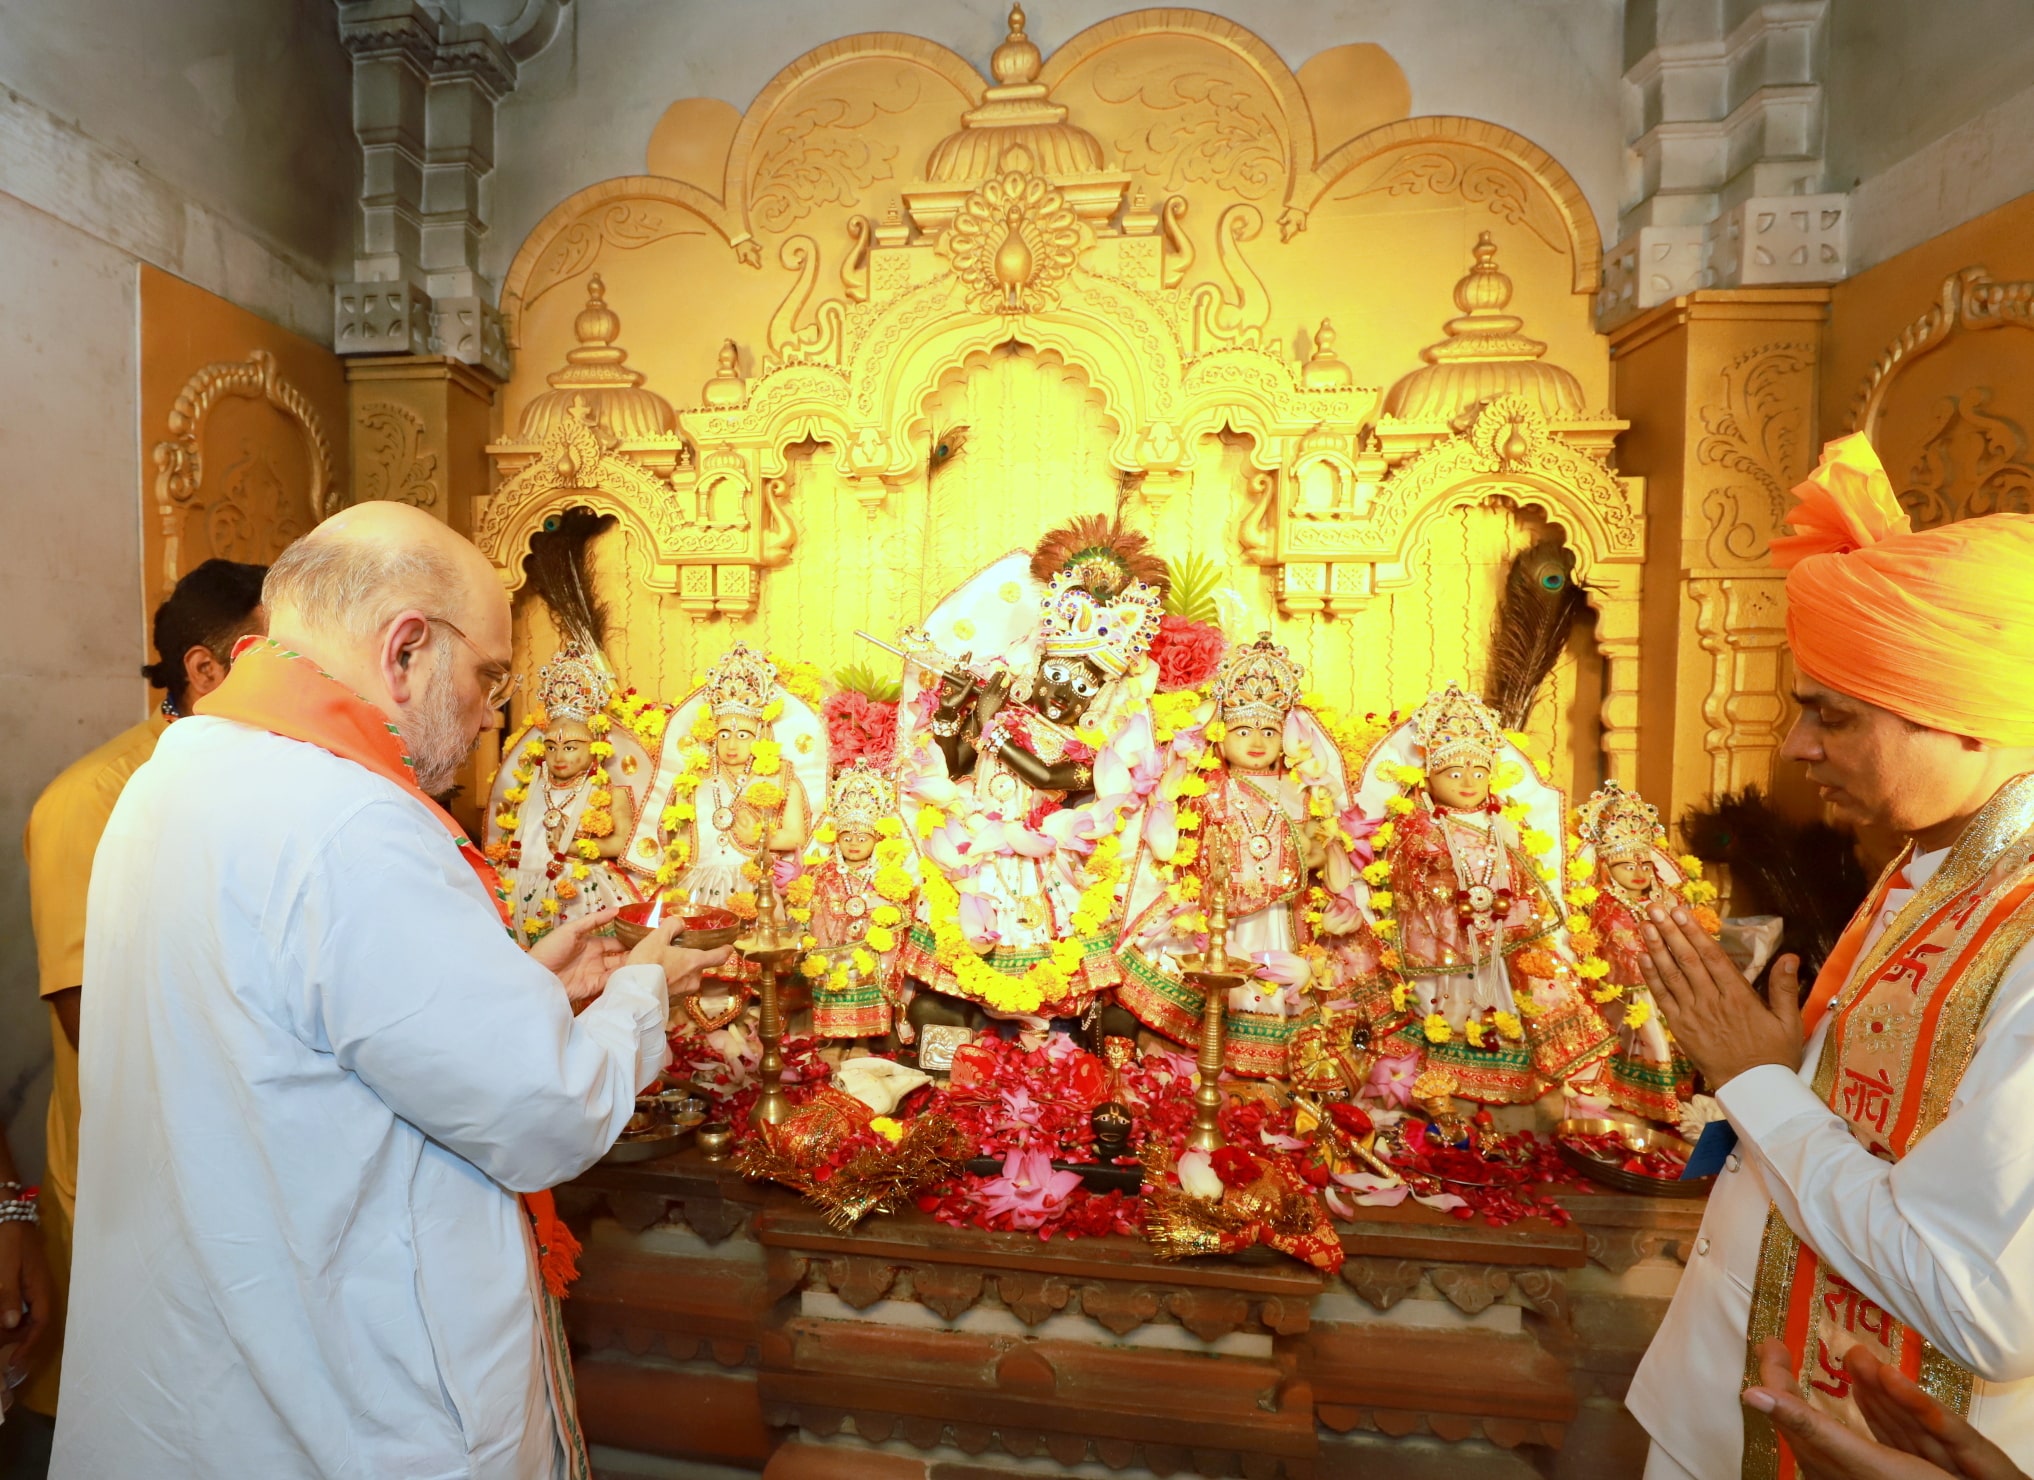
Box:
[657,643,816,912]
[1120,635,1348,1078]
[791,759,915,1047]
[485,645,644,941]
[1367,684,1613,1105]
[1572,780,1713,1124]
[896,517,1167,1025]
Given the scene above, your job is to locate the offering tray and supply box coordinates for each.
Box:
[603,1093,707,1165]
[614,899,744,951]
[1555,1116,1712,1197]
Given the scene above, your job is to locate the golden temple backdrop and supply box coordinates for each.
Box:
[121,10,2034,846]
[474,8,1638,812]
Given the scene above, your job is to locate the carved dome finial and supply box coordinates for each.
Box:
[924,2,1106,183]
[516,275,676,441]
[992,4,1042,86]
[1383,233,1585,425]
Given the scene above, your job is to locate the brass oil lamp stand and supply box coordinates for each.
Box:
[1180,856,1249,1153]
[738,823,799,1128]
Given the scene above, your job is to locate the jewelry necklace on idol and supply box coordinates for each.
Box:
[838,856,878,920]
[542,771,589,846]
[1233,773,1282,862]
[1447,811,1502,932]
[711,758,752,834]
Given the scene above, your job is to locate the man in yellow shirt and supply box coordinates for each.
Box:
[20,558,265,1415]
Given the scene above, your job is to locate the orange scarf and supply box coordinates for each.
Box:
[198,639,583,1297]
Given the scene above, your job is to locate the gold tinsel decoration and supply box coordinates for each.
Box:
[734,1091,971,1232]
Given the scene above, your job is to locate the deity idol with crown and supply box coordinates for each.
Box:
[892,516,1168,1028]
[631,642,826,915]
[1572,780,1717,1124]
[1118,635,1365,1079]
[483,645,649,941]
[1353,683,1613,1105]
[788,759,917,1047]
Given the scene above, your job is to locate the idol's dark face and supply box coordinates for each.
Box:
[1035,656,1104,725]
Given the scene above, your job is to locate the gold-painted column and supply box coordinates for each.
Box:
[1608,289,1829,833]
[344,354,502,538]
[345,353,505,833]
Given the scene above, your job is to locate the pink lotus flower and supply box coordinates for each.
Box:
[979,1149,1082,1230]
[1174,1149,1225,1201]
[1338,805,1382,865]
[1366,1052,1421,1109]
[772,855,802,890]
[958,891,1000,950]
[1323,1170,1409,1217]
[1250,950,1311,989]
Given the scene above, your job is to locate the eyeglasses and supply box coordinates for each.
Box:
[427,617,521,709]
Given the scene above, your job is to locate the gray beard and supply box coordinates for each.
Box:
[404,661,473,797]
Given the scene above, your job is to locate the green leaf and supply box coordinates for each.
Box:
[833,661,902,703]
[1163,554,1224,625]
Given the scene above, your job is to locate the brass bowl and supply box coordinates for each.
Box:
[697,1122,736,1163]
[1555,1116,1712,1198]
[614,900,746,952]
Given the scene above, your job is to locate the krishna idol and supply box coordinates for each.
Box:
[890,516,1168,1029]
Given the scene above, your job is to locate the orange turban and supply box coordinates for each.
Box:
[1773,434,2034,746]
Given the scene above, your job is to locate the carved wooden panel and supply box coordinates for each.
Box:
[141,266,347,614]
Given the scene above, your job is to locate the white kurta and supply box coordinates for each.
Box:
[52,717,668,1480]
[1629,846,2034,1476]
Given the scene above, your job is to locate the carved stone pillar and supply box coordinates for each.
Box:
[1609,287,1829,832]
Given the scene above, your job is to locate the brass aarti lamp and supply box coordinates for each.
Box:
[738,821,800,1128]
[1180,854,1249,1153]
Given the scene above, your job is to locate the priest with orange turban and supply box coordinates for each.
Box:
[1625,435,2034,1480]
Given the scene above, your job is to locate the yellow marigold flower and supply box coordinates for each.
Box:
[495,812,520,832]
[1308,792,1333,818]
[1373,821,1396,847]
[521,740,546,760]
[589,788,612,807]
[1050,939,1082,974]
[1203,719,1229,743]
[1521,828,1553,856]
[503,786,528,805]
[785,874,816,906]
[521,918,545,937]
[1196,750,1222,771]
[1678,853,1705,878]
[554,878,580,902]
[727,891,759,921]
[740,860,763,883]
[1592,983,1624,1004]
[875,817,904,838]
[865,925,897,952]
[1575,956,1611,980]
[579,809,614,838]
[1463,1018,1487,1047]
[574,839,602,860]
[1493,1010,1524,1041]
[1374,918,1398,939]
[1494,762,1525,789]
[1684,880,1720,905]
[664,802,697,828]
[1171,839,1200,867]
[875,838,913,865]
[790,907,812,924]
[1362,860,1392,886]
[871,903,902,928]
[484,840,512,864]
[1369,890,1395,912]
[1391,983,1411,1013]
[745,780,786,809]
[1176,812,1200,832]
[1422,1013,1453,1044]
[1567,858,1594,883]
[1566,912,1591,934]
[1176,776,1209,799]
[801,954,828,979]
[655,863,679,887]
[1623,998,1653,1029]
[539,897,560,917]
[1566,884,1600,907]
[869,1116,905,1144]
[874,866,915,902]
[1384,795,1415,816]
[852,948,877,976]
[1387,763,1425,787]
[589,741,614,759]
[572,863,591,880]
[762,698,785,722]
[915,805,944,838]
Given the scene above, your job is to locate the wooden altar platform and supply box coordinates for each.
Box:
[558,1147,1704,1480]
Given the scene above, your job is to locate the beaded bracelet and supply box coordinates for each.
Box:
[0,1195,38,1227]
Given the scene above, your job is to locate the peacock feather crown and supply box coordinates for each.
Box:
[1575,779,1665,862]
[536,644,615,725]
[1211,633,1301,727]
[826,758,898,832]
[706,642,777,722]
[1032,513,1169,678]
[1411,682,1502,770]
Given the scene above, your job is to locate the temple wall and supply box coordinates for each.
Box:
[0,0,351,1180]
[487,0,1629,292]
